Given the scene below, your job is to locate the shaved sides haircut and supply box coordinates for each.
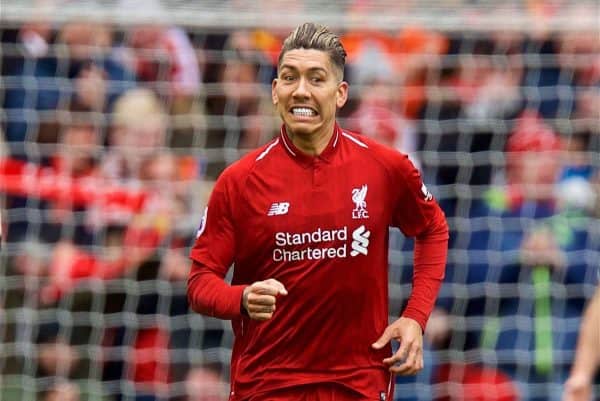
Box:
[278,22,347,80]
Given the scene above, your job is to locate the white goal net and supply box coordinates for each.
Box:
[1,1,599,400]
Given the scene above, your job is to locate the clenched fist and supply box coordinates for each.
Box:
[242,279,288,321]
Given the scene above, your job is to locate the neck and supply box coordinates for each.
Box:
[285,121,335,156]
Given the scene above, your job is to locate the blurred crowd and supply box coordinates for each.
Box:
[1,1,599,400]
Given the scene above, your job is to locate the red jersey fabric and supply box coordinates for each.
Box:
[245,382,366,400]
[188,123,448,400]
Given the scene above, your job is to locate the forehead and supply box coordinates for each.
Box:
[279,48,334,73]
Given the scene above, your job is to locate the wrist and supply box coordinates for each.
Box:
[240,285,250,316]
[401,311,426,333]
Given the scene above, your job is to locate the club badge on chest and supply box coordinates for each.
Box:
[352,184,369,219]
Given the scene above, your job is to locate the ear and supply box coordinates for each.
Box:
[336,81,349,109]
[272,78,279,105]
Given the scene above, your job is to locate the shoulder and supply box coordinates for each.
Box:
[217,137,281,184]
[340,128,415,174]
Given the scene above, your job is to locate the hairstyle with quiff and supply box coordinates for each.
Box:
[278,22,347,80]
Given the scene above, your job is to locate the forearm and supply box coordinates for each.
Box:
[402,222,448,331]
[187,261,247,319]
[570,287,600,378]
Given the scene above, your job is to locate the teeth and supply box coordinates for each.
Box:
[292,107,316,117]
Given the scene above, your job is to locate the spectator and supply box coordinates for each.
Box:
[184,365,229,401]
[202,33,275,176]
[2,16,57,156]
[219,46,274,149]
[460,111,598,401]
[459,47,523,121]
[1,108,105,245]
[2,19,135,157]
[116,0,201,98]
[102,88,168,183]
[342,26,448,120]
[556,130,597,214]
[346,80,420,167]
[39,149,197,300]
[0,93,197,301]
[393,27,449,120]
[342,29,397,87]
[57,21,135,109]
[116,0,205,149]
[520,36,573,119]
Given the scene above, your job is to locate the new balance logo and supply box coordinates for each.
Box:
[351,225,370,256]
[267,202,290,216]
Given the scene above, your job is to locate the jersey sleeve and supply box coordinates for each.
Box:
[390,154,449,331]
[187,168,247,319]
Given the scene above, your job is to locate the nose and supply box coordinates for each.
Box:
[292,77,310,100]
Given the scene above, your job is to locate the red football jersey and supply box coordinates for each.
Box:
[188,123,448,400]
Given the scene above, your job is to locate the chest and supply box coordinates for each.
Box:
[237,159,391,251]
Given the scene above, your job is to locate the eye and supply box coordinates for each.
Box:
[311,76,324,83]
[282,75,296,82]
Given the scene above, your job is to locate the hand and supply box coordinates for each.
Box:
[520,227,565,270]
[372,317,423,375]
[242,279,287,321]
[563,374,593,401]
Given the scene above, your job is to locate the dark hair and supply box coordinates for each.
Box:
[278,22,346,79]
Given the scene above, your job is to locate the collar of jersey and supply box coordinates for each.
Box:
[279,123,341,167]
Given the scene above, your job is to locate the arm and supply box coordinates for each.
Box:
[373,153,449,375]
[186,170,287,320]
[188,260,248,319]
[403,214,449,330]
[372,211,448,375]
[563,285,600,401]
[187,174,245,319]
[188,233,287,322]
[188,230,287,321]
[391,155,449,331]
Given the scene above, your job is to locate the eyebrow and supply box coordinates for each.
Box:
[279,65,328,75]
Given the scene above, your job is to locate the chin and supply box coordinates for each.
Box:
[290,127,316,137]
[283,124,311,136]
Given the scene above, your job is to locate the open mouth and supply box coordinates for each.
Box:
[290,107,318,118]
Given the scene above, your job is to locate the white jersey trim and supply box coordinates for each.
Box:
[256,138,280,161]
[280,131,297,156]
[342,132,368,148]
[332,129,340,148]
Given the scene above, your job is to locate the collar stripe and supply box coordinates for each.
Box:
[332,128,339,148]
[342,132,368,148]
[256,138,280,161]
[280,129,297,156]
